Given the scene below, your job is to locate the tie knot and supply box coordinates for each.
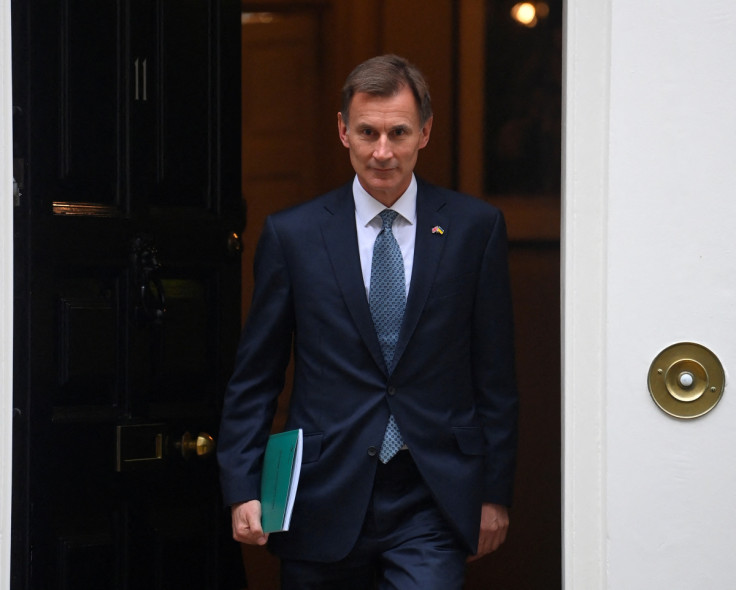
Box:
[379,209,399,230]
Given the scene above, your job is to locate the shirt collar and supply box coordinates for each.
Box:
[353,175,417,227]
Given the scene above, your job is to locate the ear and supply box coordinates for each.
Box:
[337,112,350,148]
[418,115,433,150]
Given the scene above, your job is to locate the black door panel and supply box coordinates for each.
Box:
[12,0,243,587]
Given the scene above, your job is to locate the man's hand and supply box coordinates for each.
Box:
[231,500,269,546]
[468,503,509,562]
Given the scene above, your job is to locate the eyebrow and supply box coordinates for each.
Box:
[354,122,412,133]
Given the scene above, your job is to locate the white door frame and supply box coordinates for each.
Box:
[1,0,15,587]
[562,0,610,587]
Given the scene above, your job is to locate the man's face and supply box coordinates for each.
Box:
[338,87,432,207]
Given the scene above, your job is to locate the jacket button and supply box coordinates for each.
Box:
[367,446,377,457]
[387,386,396,396]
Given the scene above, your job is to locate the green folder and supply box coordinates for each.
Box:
[260,429,303,533]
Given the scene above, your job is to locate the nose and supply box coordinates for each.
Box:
[372,134,393,161]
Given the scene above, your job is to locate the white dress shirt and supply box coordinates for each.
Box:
[353,175,417,299]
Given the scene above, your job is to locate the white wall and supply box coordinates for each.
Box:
[606,0,736,586]
[565,0,736,587]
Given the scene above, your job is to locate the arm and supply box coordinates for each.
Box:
[473,210,518,504]
[471,211,518,554]
[217,216,295,509]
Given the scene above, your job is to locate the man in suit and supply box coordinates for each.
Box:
[218,54,518,589]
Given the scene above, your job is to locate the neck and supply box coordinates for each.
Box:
[360,180,412,208]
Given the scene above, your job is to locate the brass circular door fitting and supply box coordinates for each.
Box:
[648,342,725,419]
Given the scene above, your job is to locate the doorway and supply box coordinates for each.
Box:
[5,0,562,587]
[237,1,562,588]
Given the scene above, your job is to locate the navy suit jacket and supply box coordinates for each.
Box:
[218,177,518,562]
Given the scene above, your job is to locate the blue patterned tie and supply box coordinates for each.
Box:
[369,210,406,463]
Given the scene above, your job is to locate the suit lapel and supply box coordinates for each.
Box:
[320,179,449,376]
[320,184,387,374]
[394,180,448,366]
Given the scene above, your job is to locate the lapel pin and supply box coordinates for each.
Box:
[431,225,445,235]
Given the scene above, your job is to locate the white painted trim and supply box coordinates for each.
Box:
[562,0,611,587]
[0,0,13,586]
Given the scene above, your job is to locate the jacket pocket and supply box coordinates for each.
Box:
[452,426,485,455]
[302,432,324,464]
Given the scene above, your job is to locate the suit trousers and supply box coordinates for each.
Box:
[280,451,468,590]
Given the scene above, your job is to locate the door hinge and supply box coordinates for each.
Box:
[13,157,24,207]
[13,178,20,207]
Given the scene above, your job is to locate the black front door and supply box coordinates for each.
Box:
[12,0,244,587]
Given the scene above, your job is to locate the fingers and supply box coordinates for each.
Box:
[467,503,509,562]
[232,500,269,546]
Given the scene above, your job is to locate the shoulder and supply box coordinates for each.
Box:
[417,177,505,223]
[269,183,352,226]
[256,182,353,254]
